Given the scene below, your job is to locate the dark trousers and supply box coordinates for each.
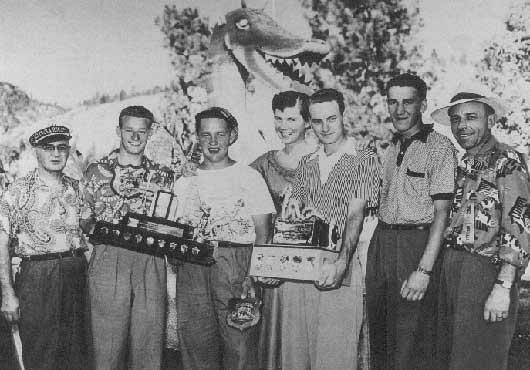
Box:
[16,255,90,370]
[175,246,258,370]
[366,225,438,370]
[436,249,518,370]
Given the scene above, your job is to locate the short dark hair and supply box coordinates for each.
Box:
[118,106,155,128]
[309,88,345,115]
[386,73,428,100]
[447,92,495,117]
[195,107,239,133]
[272,91,310,121]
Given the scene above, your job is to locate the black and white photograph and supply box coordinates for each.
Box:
[1,0,529,369]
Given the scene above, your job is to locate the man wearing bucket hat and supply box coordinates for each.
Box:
[0,125,90,370]
[432,92,530,370]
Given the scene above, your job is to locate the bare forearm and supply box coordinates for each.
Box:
[0,233,14,294]
[338,215,364,265]
[419,200,451,271]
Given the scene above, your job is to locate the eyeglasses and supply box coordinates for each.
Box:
[38,144,71,154]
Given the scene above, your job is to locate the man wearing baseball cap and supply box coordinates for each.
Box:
[432,92,530,370]
[0,125,90,370]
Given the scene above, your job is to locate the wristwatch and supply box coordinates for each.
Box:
[495,279,513,289]
[416,266,432,276]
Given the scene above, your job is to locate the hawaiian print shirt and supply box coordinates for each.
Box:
[81,150,175,225]
[0,170,87,256]
[445,136,530,268]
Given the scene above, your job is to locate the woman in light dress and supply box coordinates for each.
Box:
[250,90,317,370]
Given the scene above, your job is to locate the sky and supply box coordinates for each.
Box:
[0,0,510,108]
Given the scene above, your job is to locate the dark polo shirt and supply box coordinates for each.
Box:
[379,124,457,225]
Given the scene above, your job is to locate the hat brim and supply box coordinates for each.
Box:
[34,134,72,146]
[431,97,507,126]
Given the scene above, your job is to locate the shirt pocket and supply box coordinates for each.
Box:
[404,167,429,197]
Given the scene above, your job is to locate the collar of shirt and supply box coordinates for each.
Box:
[32,169,68,190]
[460,135,498,177]
[314,137,357,183]
[391,123,433,166]
[104,149,152,170]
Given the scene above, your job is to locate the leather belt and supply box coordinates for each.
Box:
[216,241,253,248]
[379,221,430,231]
[20,249,86,262]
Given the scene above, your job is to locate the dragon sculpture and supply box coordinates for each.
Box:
[206,0,330,162]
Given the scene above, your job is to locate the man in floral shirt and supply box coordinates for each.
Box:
[0,125,89,370]
[432,92,530,370]
[81,106,174,370]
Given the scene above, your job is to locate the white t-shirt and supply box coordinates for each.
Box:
[173,162,275,244]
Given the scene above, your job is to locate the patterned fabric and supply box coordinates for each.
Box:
[445,135,530,268]
[80,149,175,224]
[379,125,457,224]
[291,140,381,232]
[0,170,87,256]
[173,163,276,244]
[250,150,298,213]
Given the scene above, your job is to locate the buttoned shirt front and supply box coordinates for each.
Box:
[0,170,87,256]
[445,136,530,268]
[379,124,457,224]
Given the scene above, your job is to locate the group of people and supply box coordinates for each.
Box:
[0,72,529,370]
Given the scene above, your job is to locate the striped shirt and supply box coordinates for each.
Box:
[379,125,457,224]
[291,140,381,232]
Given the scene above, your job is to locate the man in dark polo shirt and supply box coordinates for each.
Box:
[366,73,457,370]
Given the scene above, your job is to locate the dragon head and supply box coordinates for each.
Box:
[209,2,329,91]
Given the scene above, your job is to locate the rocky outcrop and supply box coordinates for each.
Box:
[0,81,65,132]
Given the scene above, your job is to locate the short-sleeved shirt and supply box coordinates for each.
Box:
[172,162,275,244]
[291,138,381,232]
[80,150,174,224]
[0,170,87,257]
[379,124,457,224]
[445,136,530,268]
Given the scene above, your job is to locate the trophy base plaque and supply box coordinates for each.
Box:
[90,213,215,265]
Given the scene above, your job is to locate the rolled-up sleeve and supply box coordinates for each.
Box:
[498,154,530,268]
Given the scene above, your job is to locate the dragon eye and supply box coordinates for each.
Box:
[236,18,249,30]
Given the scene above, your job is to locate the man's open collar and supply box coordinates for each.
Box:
[310,137,357,160]
[103,149,151,169]
[391,124,433,144]
[462,135,498,162]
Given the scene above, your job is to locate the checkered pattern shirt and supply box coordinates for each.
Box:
[379,125,457,224]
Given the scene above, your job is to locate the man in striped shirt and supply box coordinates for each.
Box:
[366,73,457,370]
[283,88,381,370]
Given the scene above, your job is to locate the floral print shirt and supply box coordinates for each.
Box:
[445,136,530,268]
[81,150,175,225]
[0,170,87,256]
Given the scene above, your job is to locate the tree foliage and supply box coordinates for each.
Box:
[475,0,530,151]
[155,6,211,155]
[301,0,423,149]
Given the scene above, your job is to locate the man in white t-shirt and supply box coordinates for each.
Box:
[172,107,275,370]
